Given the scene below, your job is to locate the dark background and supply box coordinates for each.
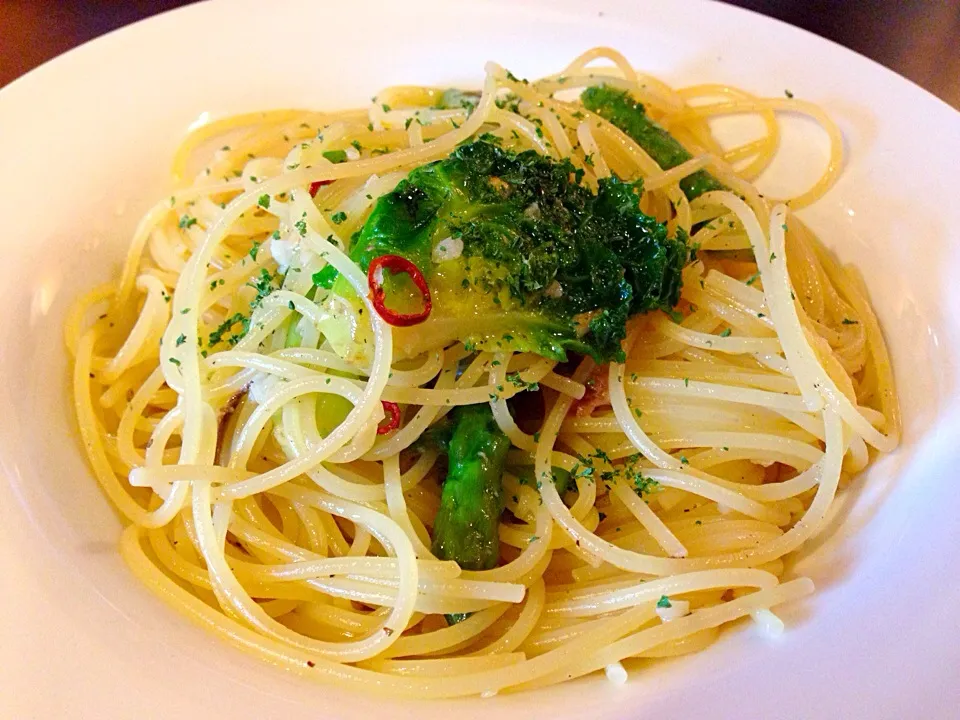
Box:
[1,0,958,108]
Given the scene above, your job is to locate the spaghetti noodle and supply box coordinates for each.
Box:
[67,47,899,698]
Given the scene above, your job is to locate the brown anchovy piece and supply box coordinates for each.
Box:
[214,383,250,465]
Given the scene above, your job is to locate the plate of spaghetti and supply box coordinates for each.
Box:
[1,1,959,718]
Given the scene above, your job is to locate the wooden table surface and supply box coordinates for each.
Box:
[2,0,958,109]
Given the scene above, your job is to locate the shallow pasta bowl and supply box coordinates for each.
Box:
[1,0,959,717]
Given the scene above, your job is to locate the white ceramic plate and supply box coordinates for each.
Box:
[2,1,959,717]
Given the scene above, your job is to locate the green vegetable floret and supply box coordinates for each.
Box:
[319,138,687,363]
[431,404,511,571]
[581,85,726,201]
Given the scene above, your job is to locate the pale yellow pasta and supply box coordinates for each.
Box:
[68,47,897,698]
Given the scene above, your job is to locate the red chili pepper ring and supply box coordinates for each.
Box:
[378,401,401,435]
[367,254,432,327]
[309,180,334,197]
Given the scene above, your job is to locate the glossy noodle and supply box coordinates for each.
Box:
[67,47,899,697]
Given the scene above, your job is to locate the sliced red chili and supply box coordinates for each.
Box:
[378,401,401,434]
[367,254,432,326]
[309,180,334,197]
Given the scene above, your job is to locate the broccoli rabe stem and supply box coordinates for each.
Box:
[431,404,511,570]
[280,290,354,435]
[581,85,725,201]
